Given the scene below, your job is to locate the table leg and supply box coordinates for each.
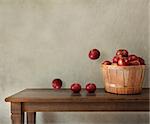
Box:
[27,112,36,124]
[11,103,24,124]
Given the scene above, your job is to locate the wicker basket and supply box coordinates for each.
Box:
[101,64,145,94]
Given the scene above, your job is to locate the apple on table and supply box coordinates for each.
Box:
[52,79,62,89]
[70,83,81,93]
[86,83,96,93]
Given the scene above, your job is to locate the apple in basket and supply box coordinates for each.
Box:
[129,59,141,65]
[105,49,146,66]
[128,55,145,65]
[112,56,120,63]
[138,57,145,65]
[116,49,128,57]
[117,57,129,66]
[128,54,138,61]
[102,60,112,65]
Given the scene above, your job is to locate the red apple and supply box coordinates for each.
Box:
[128,54,138,61]
[112,56,120,63]
[116,49,128,57]
[138,57,145,65]
[118,57,129,66]
[52,79,62,89]
[71,83,81,93]
[88,49,100,60]
[129,60,140,65]
[102,60,112,65]
[86,83,96,93]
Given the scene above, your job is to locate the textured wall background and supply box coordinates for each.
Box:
[0,0,149,124]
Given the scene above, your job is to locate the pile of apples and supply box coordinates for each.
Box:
[51,49,145,94]
[102,49,145,66]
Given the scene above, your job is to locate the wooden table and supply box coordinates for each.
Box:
[5,88,149,124]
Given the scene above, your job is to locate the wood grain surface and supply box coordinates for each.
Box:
[5,88,149,103]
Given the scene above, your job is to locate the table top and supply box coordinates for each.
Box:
[5,88,149,103]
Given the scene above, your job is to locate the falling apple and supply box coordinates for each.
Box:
[88,49,100,60]
[70,83,81,93]
[52,79,62,89]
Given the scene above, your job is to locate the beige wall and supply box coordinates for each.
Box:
[0,0,149,124]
